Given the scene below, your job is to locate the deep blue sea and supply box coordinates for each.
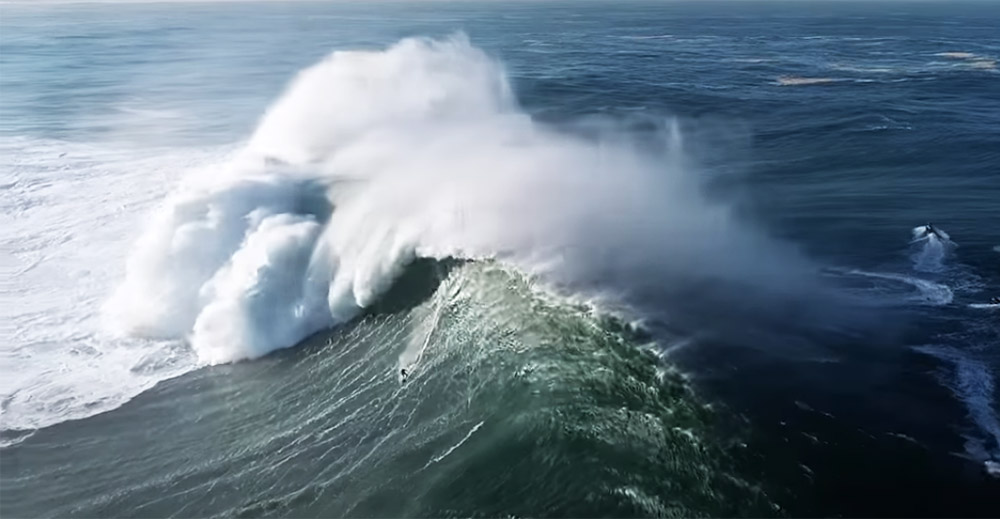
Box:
[2,1,999,517]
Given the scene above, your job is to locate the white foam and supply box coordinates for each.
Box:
[845,270,953,306]
[914,345,1000,464]
[1,137,212,431]
[107,35,810,366]
[933,52,998,71]
[776,76,839,86]
[935,52,979,60]
[191,213,330,364]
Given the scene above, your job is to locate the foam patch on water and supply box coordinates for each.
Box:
[914,345,1000,472]
[1,137,212,431]
[843,269,953,306]
[935,52,979,60]
[934,51,998,71]
[776,76,839,86]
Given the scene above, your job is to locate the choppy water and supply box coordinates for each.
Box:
[2,1,999,517]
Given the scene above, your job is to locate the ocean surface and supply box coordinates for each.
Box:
[2,1,999,517]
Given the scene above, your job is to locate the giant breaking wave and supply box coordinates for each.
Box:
[105,36,809,365]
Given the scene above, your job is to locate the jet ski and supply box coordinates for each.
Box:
[922,223,943,240]
[912,223,951,243]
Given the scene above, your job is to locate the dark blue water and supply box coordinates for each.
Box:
[2,1,998,517]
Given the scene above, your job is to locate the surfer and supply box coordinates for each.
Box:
[400,368,409,382]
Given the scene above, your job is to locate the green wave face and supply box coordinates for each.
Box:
[338,261,777,518]
[1,260,776,518]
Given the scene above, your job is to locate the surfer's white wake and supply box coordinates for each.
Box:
[910,224,955,273]
[106,35,808,365]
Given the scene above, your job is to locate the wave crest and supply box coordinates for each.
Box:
[106,35,808,364]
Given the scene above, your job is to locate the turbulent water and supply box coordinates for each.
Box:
[2,1,999,517]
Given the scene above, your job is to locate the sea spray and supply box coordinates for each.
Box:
[107,35,811,364]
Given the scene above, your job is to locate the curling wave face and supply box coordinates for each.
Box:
[4,260,777,517]
[105,35,810,365]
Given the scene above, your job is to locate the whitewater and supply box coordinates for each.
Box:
[116,40,810,375]
[3,35,807,432]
